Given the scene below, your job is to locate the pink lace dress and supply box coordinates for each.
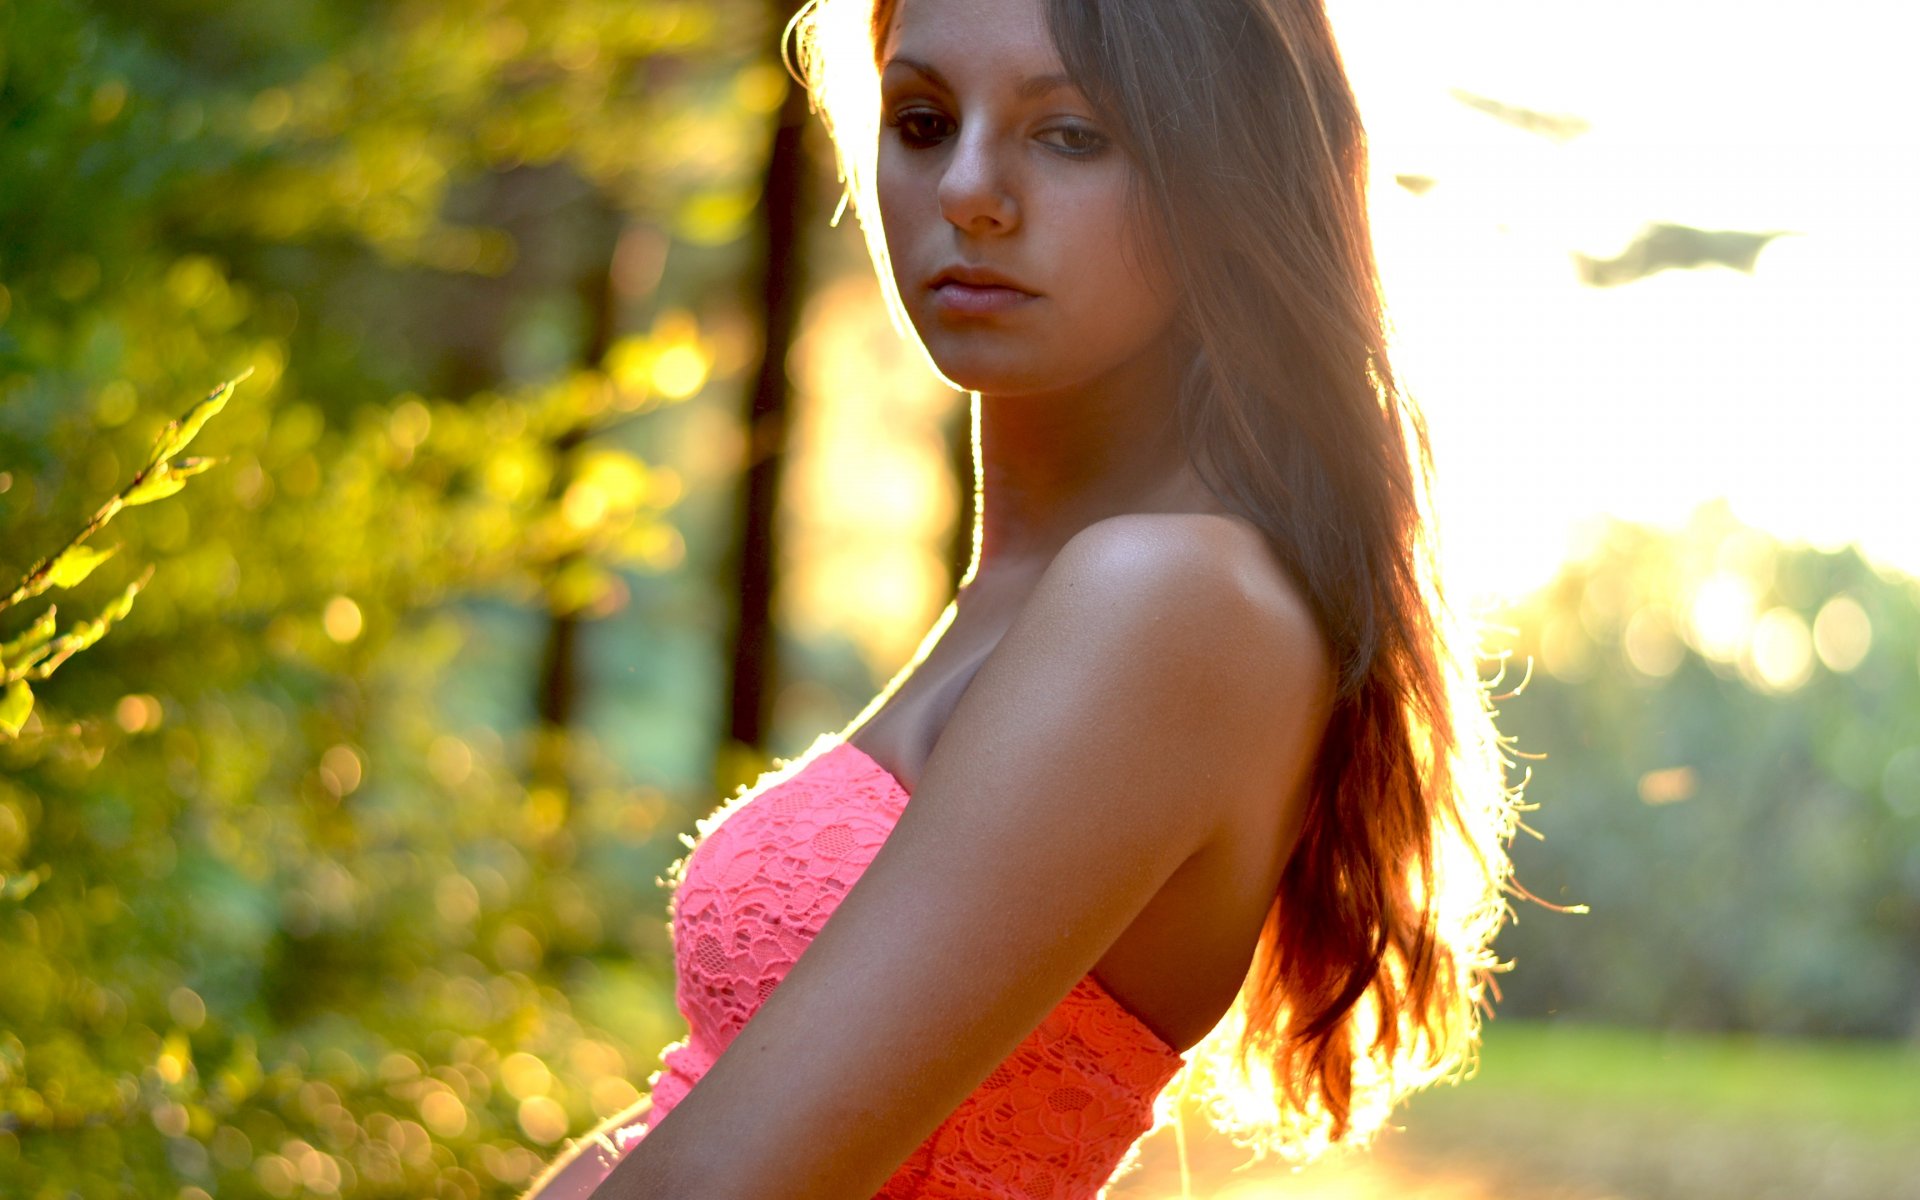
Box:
[539,731,1190,1199]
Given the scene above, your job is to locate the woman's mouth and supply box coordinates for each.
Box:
[930,280,1038,315]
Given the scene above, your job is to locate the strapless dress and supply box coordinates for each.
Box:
[537,731,1189,1198]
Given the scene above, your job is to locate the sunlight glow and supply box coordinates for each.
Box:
[783,275,960,669]
[321,594,364,643]
[1327,0,1920,606]
[1537,615,1593,682]
[1637,766,1698,806]
[1622,607,1684,679]
[1812,594,1872,673]
[648,314,712,400]
[1745,607,1815,693]
[1687,573,1757,664]
[515,1095,567,1145]
[790,0,908,346]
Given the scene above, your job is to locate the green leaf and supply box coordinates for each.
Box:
[2,640,53,681]
[0,679,33,737]
[122,466,185,507]
[99,572,148,623]
[0,606,58,666]
[147,376,237,467]
[27,570,150,682]
[44,542,119,589]
[170,455,221,480]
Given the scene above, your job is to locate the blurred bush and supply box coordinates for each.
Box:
[1,0,794,1195]
[1493,503,1920,1038]
[3,373,244,746]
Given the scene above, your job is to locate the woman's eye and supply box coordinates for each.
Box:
[886,108,953,148]
[1040,124,1110,157]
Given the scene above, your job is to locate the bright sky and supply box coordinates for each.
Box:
[1328,0,1920,605]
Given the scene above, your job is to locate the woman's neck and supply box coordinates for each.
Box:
[966,343,1220,582]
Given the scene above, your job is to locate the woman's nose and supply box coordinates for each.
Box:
[936,128,1018,235]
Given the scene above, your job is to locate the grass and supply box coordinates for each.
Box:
[1423,1019,1920,1136]
[1110,1021,1920,1200]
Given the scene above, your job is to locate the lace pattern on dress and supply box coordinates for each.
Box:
[608,732,1189,1199]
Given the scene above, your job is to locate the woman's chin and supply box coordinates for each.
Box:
[916,351,1058,399]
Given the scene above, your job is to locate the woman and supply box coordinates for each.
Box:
[528,0,1523,1194]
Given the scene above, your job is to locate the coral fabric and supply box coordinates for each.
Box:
[554,731,1189,1199]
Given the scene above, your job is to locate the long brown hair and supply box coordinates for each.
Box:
[793,0,1527,1163]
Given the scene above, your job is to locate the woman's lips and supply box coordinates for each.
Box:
[929,281,1037,316]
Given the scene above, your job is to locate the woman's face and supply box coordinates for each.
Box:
[875,0,1181,398]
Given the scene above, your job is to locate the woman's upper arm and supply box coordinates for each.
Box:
[597,514,1331,1200]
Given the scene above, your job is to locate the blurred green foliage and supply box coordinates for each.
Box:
[1,0,795,1195]
[1493,504,1920,1038]
[3,373,244,744]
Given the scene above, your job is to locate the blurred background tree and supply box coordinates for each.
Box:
[1496,504,1920,1036]
[0,0,881,1194]
[3,1,1916,1199]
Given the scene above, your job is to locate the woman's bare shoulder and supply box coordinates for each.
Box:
[937,508,1333,827]
[1034,511,1333,749]
[1053,511,1327,674]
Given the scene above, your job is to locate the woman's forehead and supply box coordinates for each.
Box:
[880,0,1063,78]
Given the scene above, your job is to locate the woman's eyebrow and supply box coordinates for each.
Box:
[883,56,1075,101]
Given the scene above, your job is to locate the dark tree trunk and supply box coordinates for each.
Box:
[717,18,813,789]
[530,196,623,817]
